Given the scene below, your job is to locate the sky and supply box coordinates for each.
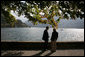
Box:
[11,11,84,28]
[11,11,28,23]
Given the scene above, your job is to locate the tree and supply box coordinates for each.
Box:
[1,1,84,28]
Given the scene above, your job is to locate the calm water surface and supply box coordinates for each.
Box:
[1,27,84,42]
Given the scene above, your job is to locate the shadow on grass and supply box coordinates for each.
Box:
[44,51,55,56]
[31,50,55,56]
[31,50,46,56]
[1,51,24,56]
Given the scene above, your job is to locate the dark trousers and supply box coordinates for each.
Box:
[44,40,48,50]
[51,40,56,51]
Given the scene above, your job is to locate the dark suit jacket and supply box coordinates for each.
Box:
[51,31,58,41]
[42,30,49,41]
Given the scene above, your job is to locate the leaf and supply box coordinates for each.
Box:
[64,14,69,19]
[56,18,60,23]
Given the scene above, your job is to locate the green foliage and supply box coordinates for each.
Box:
[64,14,69,19]
[1,1,84,27]
[56,17,62,23]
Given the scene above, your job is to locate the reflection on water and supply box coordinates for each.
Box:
[1,27,84,42]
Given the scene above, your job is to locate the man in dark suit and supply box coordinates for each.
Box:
[51,28,58,52]
[42,26,49,50]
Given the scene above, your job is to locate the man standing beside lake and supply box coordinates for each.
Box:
[42,26,49,50]
[51,28,58,52]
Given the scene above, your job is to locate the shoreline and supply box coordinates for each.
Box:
[1,40,84,42]
[1,27,84,29]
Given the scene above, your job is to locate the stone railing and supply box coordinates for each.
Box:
[1,41,84,50]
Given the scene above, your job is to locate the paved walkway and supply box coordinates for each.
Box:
[1,49,84,56]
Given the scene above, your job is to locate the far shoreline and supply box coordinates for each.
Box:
[1,27,84,29]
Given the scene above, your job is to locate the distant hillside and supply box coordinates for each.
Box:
[24,18,84,28]
[1,14,11,27]
[1,14,29,27]
[14,19,28,27]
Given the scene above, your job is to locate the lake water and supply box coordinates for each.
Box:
[1,27,84,42]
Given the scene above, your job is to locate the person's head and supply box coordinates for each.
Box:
[46,26,49,30]
[53,28,56,32]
